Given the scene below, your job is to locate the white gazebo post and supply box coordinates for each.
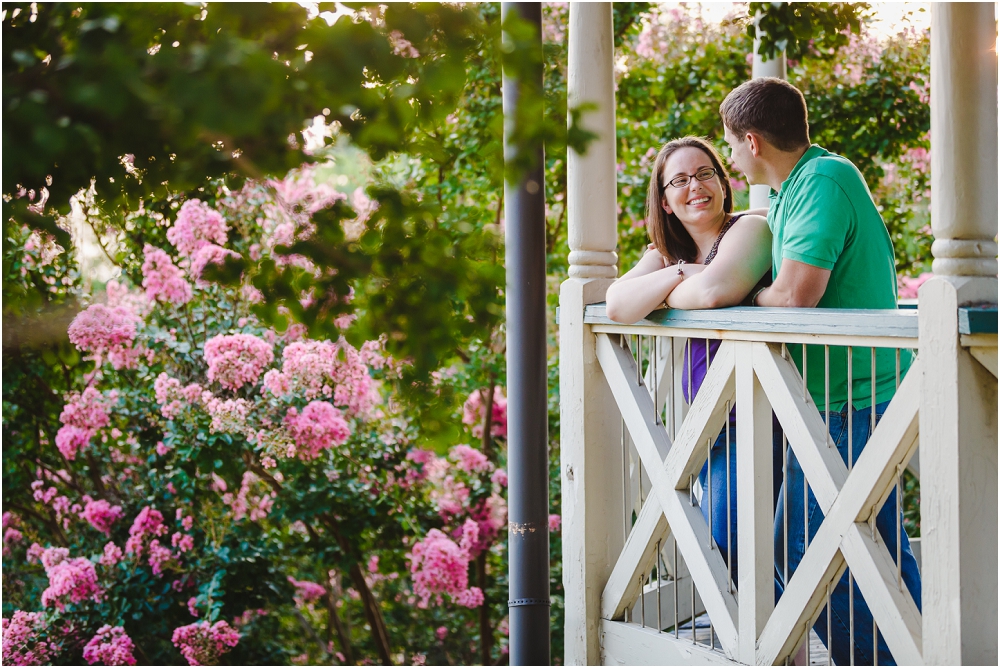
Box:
[560,3,623,664]
[920,3,999,665]
[748,28,787,210]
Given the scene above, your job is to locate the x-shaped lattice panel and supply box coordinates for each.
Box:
[595,334,923,665]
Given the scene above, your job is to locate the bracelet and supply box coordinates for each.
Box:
[751,286,767,306]
[675,259,686,276]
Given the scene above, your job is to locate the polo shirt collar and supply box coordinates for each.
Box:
[777,144,827,193]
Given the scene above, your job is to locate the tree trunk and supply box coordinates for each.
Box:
[327,588,355,666]
[347,561,393,665]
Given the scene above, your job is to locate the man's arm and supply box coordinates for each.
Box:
[754,258,830,308]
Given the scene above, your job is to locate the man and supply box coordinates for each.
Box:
[720,77,921,666]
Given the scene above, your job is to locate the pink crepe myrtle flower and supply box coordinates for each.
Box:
[148,539,173,576]
[897,272,933,300]
[156,441,172,456]
[126,506,167,556]
[263,339,378,418]
[548,514,562,532]
[462,387,508,439]
[142,245,193,305]
[101,542,123,568]
[411,653,427,666]
[288,577,326,606]
[1,611,60,666]
[190,244,242,286]
[491,468,508,488]
[67,303,142,369]
[40,551,102,609]
[172,532,195,553]
[83,625,137,666]
[55,388,113,460]
[284,401,351,460]
[187,597,200,618]
[80,498,124,535]
[407,519,483,609]
[171,620,240,666]
[167,199,228,257]
[26,542,45,563]
[449,444,491,474]
[55,425,92,461]
[203,333,273,390]
[60,388,112,432]
[436,626,448,641]
[204,397,253,435]
[154,373,203,419]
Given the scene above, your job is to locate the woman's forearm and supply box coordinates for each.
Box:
[605,267,685,323]
[665,272,726,310]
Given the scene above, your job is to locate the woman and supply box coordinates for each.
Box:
[606,136,775,582]
[605,136,771,322]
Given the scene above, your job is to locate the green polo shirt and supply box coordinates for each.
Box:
[768,145,911,410]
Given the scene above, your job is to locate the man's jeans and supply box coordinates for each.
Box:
[699,401,922,665]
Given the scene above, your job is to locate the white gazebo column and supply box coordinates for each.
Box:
[919,3,999,665]
[748,33,787,210]
[560,3,622,664]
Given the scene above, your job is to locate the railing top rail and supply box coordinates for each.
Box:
[583,303,919,340]
[959,305,998,335]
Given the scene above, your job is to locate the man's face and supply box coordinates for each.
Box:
[723,125,760,185]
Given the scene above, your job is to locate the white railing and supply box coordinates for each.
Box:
[563,303,956,665]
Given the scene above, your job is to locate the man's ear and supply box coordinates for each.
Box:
[745,132,764,157]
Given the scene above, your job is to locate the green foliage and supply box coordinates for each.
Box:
[749,2,870,62]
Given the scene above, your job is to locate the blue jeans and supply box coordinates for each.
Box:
[699,402,922,665]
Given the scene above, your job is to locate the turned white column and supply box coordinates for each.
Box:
[919,4,999,665]
[748,36,787,211]
[560,2,623,664]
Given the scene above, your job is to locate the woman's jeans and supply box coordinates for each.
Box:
[698,401,922,666]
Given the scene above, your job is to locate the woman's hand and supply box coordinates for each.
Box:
[605,251,698,323]
[666,214,772,310]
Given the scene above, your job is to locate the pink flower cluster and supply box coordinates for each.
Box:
[148,539,174,576]
[449,444,491,474]
[191,244,242,287]
[408,519,484,609]
[101,541,123,568]
[222,471,275,521]
[168,199,228,257]
[81,497,124,535]
[56,388,113,460]
[203,333,273,390]
[68,303,142,369]
[284,401,351,460]
[205,397,253,435]
[288,576,326,607]
[462,387,508,439]
[125,506,168,557]
[262,339,377,418]
[1,611,59,665]
[83,625,137,666]
[898,272,933,300]
[171,621,240,666]
[154,373,203,419]
[40,546,102,609]
[142,245,193,305]
[105,279,151,318]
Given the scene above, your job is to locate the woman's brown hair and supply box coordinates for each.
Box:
[645,136,733,264]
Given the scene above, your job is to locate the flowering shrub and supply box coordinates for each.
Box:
[82,625,137,666]
[3,173,513,666]
[171,620,241,666]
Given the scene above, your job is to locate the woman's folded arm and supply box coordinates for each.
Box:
[666,214,772,310]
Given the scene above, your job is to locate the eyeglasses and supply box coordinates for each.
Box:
[663,167,718,190]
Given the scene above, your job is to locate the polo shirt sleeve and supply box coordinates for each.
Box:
[781,174,852,271]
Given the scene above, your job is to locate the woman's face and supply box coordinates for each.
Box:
[660,146,726,228]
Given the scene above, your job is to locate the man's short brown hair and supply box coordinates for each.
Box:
[720,77,810,152]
